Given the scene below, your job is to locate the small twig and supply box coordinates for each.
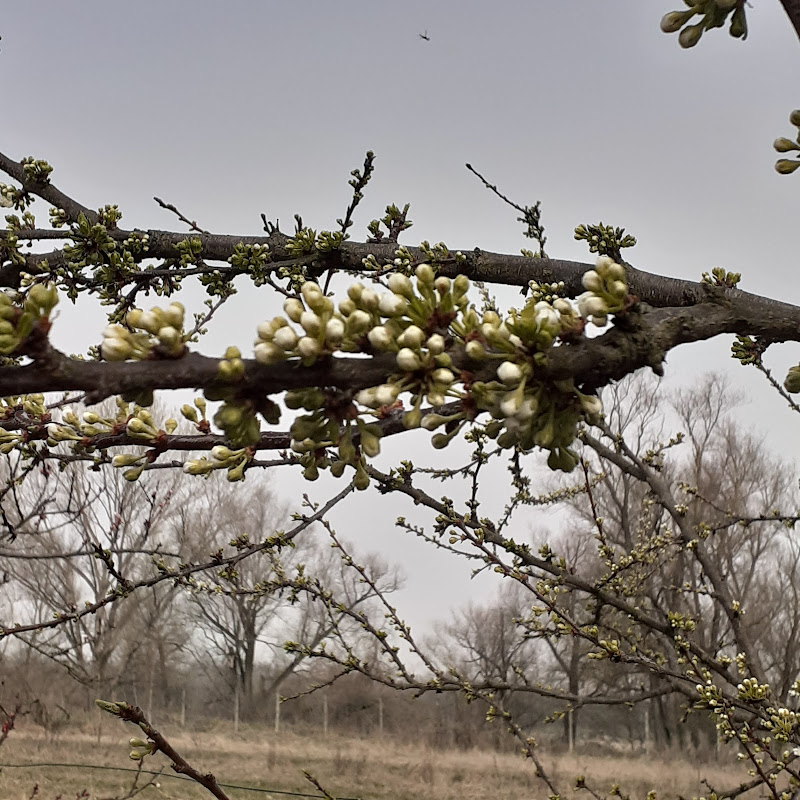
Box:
[466,162,547,259]
[97,701,231,800]
[303,771,338,800]
[153,196,210,234]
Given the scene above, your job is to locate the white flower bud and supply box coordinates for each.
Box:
[415,263,435,285]
[300,311,322,336]
[378,293,407,317]
[257,320,277,341]
[273,326,299,351]
[497,361,522,386]
[325,317,345,343]
[301,281,323,303]
[101,337,133,361]
[580,393,603,417]
[368,326,393,350]
[397,325,425,349]
[595,255,615,274]
[388,273,414,298]
[297,336,321,359]
[434,276,451,295]
[500,387,524,418]
[374,384,399,406]
[103,324,128,340]
[338,298,356,316]
[158,326,181,350]
[347,309,371,334]
[427,391,446,406]
[137,311,161,335]
[465,340,486,360]
[360,289,379,311]
[396,348,421,371]
[577,293,608,319]
[610,280,627,299]
[426,334,445,354]
[283,298,304,323]
[163,302,184,328]
[254,341,284,364]
[431,368,454,385]
[347,282,365,302]
[355,388,377,407]
[581,270,603,293]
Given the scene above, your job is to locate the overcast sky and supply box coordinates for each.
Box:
[3,2,800,632]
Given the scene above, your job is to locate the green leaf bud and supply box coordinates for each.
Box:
[353,461,370,490]
[360,430,381,458]
[784,365,800,393]
[774,138,800,153]
[403,408,422,429]
[776,159,800,175]
[453,274,470,297]
[678,22,704,48]
[660,9,695,33]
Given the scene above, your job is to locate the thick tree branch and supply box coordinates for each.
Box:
[780,0,800,41]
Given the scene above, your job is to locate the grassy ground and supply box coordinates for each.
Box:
[0,722,743,800]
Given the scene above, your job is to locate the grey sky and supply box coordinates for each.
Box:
[3,2,800,631]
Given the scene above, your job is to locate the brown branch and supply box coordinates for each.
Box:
[4,293,800,402]
[105,703,230,800]
[0,151,97,225]
[780,0,800,42]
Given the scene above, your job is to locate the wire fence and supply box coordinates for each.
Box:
[0,760,367,800]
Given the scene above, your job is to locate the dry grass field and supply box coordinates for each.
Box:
[0,722,744,800]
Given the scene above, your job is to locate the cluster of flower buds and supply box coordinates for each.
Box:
[784,365,800,394]
[128,737,155,761]
[660,0,746,49]
[576,256,629,327]
[101,302,186,361]
[284,387,376,489]
[183,445,250,482]
[0,283,59,354]
[774,110,800,175]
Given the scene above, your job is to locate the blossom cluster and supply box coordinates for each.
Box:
[101,302,186,361]
[0,283,58,354]
[38,256,630,483]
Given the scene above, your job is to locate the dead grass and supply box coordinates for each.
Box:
[0,721,746,800]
